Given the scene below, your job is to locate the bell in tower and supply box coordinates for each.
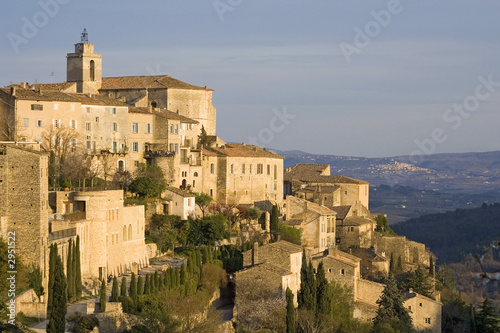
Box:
[66,29,102,94]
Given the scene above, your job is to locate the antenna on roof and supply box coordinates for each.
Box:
[81,28,88,43]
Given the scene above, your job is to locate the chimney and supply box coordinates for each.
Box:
[409,288,413,293]
[10,87,16,96]
[252,242,259,266]
[204,85,208,89]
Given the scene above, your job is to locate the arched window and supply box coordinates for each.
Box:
[90,60,95,81]
[123,226,127,242]
[193,172,198,177]
[128,224,132,241]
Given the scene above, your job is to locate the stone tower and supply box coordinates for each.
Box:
[67,29,102,94]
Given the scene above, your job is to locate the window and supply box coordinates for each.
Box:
[408,306,412,311]
[425,318,431,324]
[132,142,139,152]
[145,123,152,133]
[86,141,91,149]
[112,142,118,153]
[169,124,178,134]
[257,164,263,174]
[109,107,116,115]
[419,303,423,307]
[193,172,198,177]
[90,60,95,81]
[192,180,195,187]
[134,161,140,167]
[187,123,192,130]
[36,120,44,127]
[86,107,91,113]
[345,191,347,195]
[169,143,178,152]
[23,118,29,127]
[249,164,252,173]
[86,122,91,131]
[111,122,118,132]
[131,123,139,133]
[274,165,277,180]
[340,269,345,275]
[209,189,213,197]
[242,164,245,174]
[95,117,99,122]
[328,268,332,273]
[53,119,60,128]
[321,223,325,232]
[31,104,43,110]
[230,164,234,174]
[210,163,214,174]
[70,120,76,129]
[151,101,157,108]
[267,164,271,175]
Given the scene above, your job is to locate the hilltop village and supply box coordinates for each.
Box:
[0,31,442,333]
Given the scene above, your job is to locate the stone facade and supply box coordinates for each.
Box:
[336,216,376,250]
[404,291,442,333]
[284,196,336,253]
[163,187,196,219]
[0,144,49,283]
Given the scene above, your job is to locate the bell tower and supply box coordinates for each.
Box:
[67,29,102,94]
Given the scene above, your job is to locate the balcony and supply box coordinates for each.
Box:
[49,227,77,241]
[144,150,176,158]
[62,211,87,222]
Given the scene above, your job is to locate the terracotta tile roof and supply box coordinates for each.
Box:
[343,216,376,226]
[68,93,129,106]
[129,107,198,123]
[265,240,302,254]
[204,144,284,159]
[164,186,195,198]
[31,82,76,92]
[351,248,388,262]
[329,206,352,220]
[284,163,368,184]
[287,196,336,216]
[299,185,340,193]
[101,75,212,91]
[1,87,80,102]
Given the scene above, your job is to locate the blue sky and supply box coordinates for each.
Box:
[1,0,500,157]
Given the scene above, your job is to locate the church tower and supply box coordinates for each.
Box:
[67,29,102,94]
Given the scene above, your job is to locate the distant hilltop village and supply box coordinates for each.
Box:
[0,30,441,332]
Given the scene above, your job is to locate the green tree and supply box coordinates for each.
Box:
[28,266,44,301]
[475,298,500,333]
[110,276,119,302]
[246,206,262,221]
[74,235,82,300]
[193,192,213,217]
[180,264,187,285]
[47,246,67,333]
[401,266,433,299]
[375,214,397,235]
[316,262,330,315]
[137,275,143,296]
[286,287,296,333]
[197,125,210,148]
[372,274,412,332]
[66,238,74,302]
[47,244,56,312]
[99,279,106,313]
[121,277,127,297]
[270,204,279,232]
[186,214,227,246]
[429,255,434,277]
[129,164,167,198]
[130,273,137,302]
[144,274,151,295]
[390,253,395,274]
[298,259,317,313]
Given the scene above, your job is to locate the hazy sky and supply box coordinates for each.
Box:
[1,1,500,157]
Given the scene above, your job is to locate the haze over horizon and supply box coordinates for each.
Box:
[2,1,500,158]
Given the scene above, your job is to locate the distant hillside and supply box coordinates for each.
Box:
[370,184,498,223]
[391,203,500,264]
[276,149,500,195]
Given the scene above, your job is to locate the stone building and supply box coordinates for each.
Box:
[201,144,284,208]
[336,216,377,250]
[404,289,442,333]
[284,195,336,253]
[284,163,370,212]
[0,143,49,283]
[162,187,196,219]
[49,189,150,278]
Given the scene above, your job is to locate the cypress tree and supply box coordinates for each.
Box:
[397,255,403,273]
[153,271,159,292]
[298,250,307,307]
[429,255,434,277]
[137,275,143,295]
[389,253,395,274]
[130,273,137,301]
[286,287,296,333]
[175,267,180,287]
[67,238,74,302]
[47,248,68,333]
[144,274,150,295]
[270,204,279,232]
[180,263,187,285]
[47,244,56,312]
[110,276,119,302]
[315,262,330,315]
[74,235,82,300]
[298,257,316,313]
[121,276,127,297]
[99,279,106,313]
[163,271,169,289]
[373,274,412,332]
